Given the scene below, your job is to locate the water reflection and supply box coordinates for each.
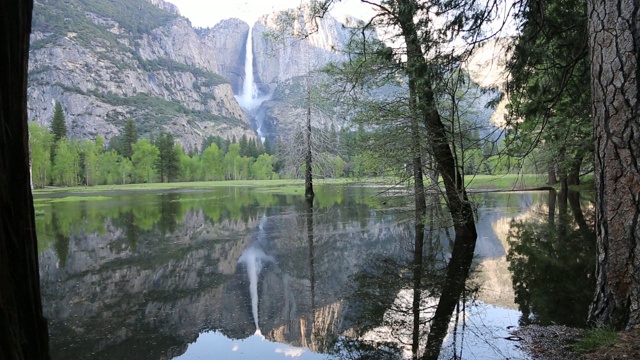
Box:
[507,190,596,327]
[34,187,594,359]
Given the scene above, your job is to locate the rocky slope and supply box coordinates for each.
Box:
[28,0,255,151]
[27,0,355,150]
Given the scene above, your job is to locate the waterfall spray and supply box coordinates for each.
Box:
[235,25,270,142]
[239,26,258,109]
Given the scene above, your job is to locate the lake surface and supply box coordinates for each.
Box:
[35,185,595,359]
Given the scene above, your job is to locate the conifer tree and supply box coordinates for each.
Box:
[50,101,67,142]
[122,118,138,159]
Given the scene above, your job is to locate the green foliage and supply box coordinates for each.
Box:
[32,0,178,40]
[251,154,276,180]
[506,0,591,185]
[132,139,159,183]
[154,133,180,182]
[51,102,67,142]
[200,143,225,181]
[52,139,80,186]
[122,118,138,159]
[29,122,53,188]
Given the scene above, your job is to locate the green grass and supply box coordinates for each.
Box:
[464,174,549,190]
[573,327,617,354]
[48,196,112,203]
[31,175,553,198]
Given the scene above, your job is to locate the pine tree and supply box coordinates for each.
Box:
[50,101,67,142]
[155,133,180,182]
[122,118,138,159]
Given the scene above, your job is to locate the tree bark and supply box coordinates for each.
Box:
[588,0,640,330]
[0,0,51,358]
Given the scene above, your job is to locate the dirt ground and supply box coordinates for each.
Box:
[514,325,640,359]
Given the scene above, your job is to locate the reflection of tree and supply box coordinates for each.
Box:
[51,212,70,267]
[158,193,180,235]
[335,193,477,360]
[507,190,595,327]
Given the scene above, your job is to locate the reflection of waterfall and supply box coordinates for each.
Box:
[238,246,274,331]
[235,25,270,142]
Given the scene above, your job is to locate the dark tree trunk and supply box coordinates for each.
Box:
[547,164,558,185]
[0,0,51,358]
[566,153,583,186]
[395,1,477,358]
[588,0,640,330]
[304,71,314,200]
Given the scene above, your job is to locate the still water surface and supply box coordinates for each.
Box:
[35,185,595,359]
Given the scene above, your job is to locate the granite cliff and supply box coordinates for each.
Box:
[27,0,352,150]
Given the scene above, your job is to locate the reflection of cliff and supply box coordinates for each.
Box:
[38,192,404,359]
[39,210,257,360]
[473,192,547,309]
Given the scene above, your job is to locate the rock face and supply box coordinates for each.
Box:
[26,0,375,149]
[28,0,255,151]
[252,9,349,90]
[238,7,352,141]
[202,19,250,94]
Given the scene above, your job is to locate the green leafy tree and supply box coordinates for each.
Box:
[52,139,80,186]
[178,146,200,182]
[81,137,103,186]
[506,0,591,187]
[28,122,53,188]
[131,139,159,183]
[224,143,241,180]
[200,142,224,181]
[251,154,276,180]
[96,150,123,185]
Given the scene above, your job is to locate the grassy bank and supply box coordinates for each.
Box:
[31,174,557,200]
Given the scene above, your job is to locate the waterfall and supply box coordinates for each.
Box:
[238,26,258,110]
[238,246,274,331]
[235,25,269,142]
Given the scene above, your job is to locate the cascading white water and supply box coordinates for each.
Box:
[238,246,273,332]
[235,25,270,143]
[238,26,258,110]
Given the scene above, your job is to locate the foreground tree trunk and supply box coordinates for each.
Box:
[0,0,51,358]
[588,0,640,330]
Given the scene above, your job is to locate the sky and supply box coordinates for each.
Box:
[167,0,374,27]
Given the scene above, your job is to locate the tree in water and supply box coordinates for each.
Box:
[588,0,640,330]
[0,0,52,358]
